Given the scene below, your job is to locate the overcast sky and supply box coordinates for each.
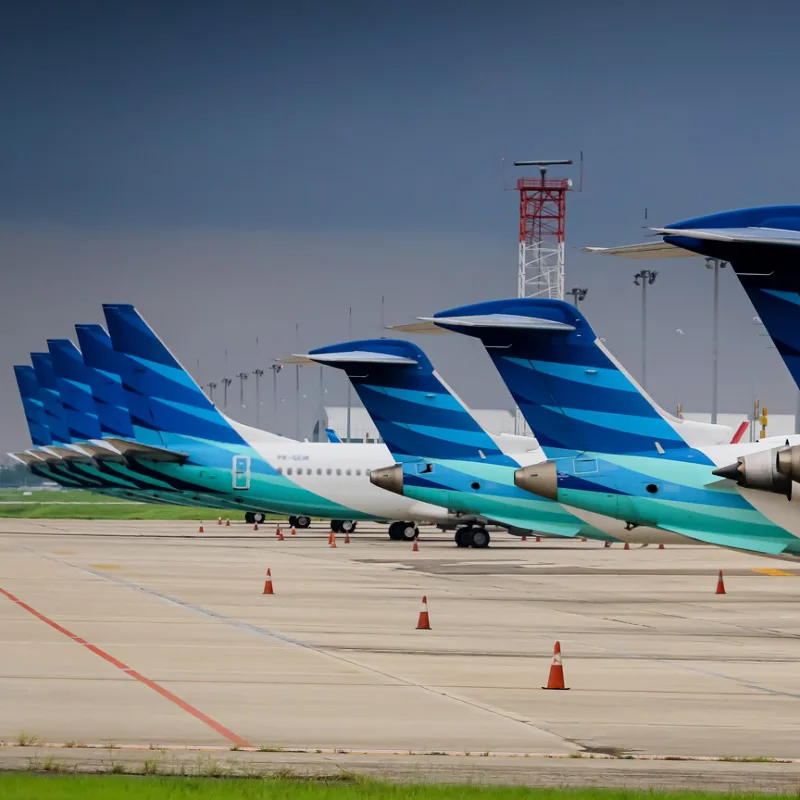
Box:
[2,0,800,451]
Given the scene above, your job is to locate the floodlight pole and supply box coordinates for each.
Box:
[221,377,232,409]
[706,258,726,424]
[634,270,658,390]
[252,369,264,426]
[568,287,587,307]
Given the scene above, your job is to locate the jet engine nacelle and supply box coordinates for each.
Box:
[713,444,800,498]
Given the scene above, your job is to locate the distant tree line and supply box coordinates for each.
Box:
[0,462,50,488]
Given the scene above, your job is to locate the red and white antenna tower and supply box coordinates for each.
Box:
[513,158,578,300]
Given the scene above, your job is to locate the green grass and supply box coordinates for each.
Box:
[0,489,125,503]
[0,776,793,800]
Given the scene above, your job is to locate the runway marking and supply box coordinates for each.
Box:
[0,585,251,749]
[752,568,795,576]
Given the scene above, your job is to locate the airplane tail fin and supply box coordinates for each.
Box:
[74,324,137,439]
[30,353,72,444]
[47,339,103,442]
[325,428,342,443]
[305,338,512,462]
[102,304,245,447]
[13,365,53,447]
[655,205,800,389]
[430,298,722,459]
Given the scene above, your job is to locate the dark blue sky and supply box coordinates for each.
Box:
[2,0,800,448]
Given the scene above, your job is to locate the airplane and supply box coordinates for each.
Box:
[300,337,726,548]
[12,304,459,539]
[586,204,800,501]
[402,297,800,561]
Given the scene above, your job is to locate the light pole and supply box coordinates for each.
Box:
[252,368,264,426]
[568,287,587,307]
[633,269,658,390]
[206,382,217,403]
[705,258,727,425]
[236,372,248,407]
[270,364,282,432]
[346,306,352,442]
[221,377,232,409]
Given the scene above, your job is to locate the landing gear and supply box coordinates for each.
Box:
[289,515,311,529]
[454,525,490,548]
[388,521,418,541]
[331,520,356,534]
[245,512,254,524]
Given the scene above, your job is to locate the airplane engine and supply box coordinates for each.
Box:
[713,445,800,498]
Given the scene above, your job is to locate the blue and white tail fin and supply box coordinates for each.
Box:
[430,298,721,461]
[102,304,246,448]
[305,338,514,463]
[74,324,137,439]
[651,205,800,389]
[325,428,342,443]
[14,365,53,447]
[47,339,103,442]
[30,353,72,445]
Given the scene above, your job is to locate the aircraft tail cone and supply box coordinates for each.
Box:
[716,569,727,595]
[713,462,743,481]
[416,595,431,630]
[262,568,274,595]
[543,641,569,690]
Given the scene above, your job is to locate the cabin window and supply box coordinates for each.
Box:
[326,468,332,475]
[356,469,362,476]
[317,468,322,475]
[336,468,342,476]
[346,469,352,476]
[287,467,293,476]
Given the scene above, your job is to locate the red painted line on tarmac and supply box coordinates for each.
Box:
[0,586,251,748]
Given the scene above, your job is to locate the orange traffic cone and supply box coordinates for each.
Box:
[535,535,542,543]
[521,535,527,542]
[278,530,285,541]
[412,537,419,552]
[291,526,297,536]
[658,543,665,550]
[416,595,431,630]
[344,532,350,544]
[262,568,274,595]
[330,532,337,548]
[198,522,204,533]
[225,518,230,527]
[604,541,612,548]
[543,641,569,690]
[217,516,222,526]
[581,537,587,542]
[716,570,726,595]
[623,542,630,550]
[275,524,281,537]
[254,522,259,531]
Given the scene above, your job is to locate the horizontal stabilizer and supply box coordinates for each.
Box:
[427,313,575,332]
[45,445,92,463]
[654,225,800,247]
[101,438,187,463]
[9,451,43,466]
[583,241,697,258]
[79,441,125,462]
[301,349,418,365]
[386,320,452,335]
